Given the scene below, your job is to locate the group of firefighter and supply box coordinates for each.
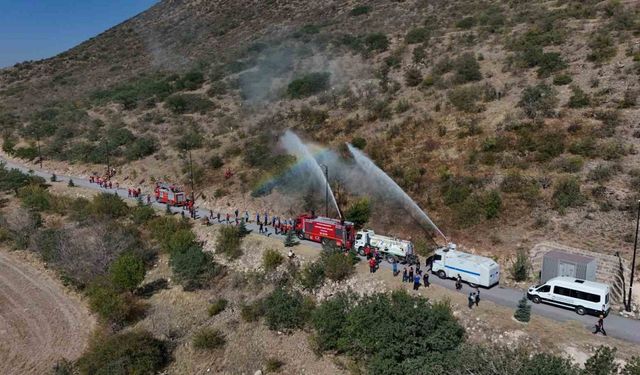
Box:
[202,209,296,234]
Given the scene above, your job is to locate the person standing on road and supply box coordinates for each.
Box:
[593,315,607,336]
[226,213,230,223]
[456,275,463,290]
[413,273,421,291]
[235,209,239,220]
[402,267,408,283]
[392,261,398,277]
[369,257,376,273]
[244,211,249,223]
[468,293,475,309]
[409,267,414,282]
[475,289,480,306]
[217,212,221,223]
[423,272,430,287]
[259,222,264,234]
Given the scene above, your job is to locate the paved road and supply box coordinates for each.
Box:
[2,157,640,344]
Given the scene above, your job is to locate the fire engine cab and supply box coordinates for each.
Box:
[295,213,355,250]
[154,183,187,206]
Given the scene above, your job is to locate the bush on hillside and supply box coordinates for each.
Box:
[131,204,156,224]
[552,177,584,210]
[404,67,423,87]
[405,27,429,44]
[208,298,228,316]
[453,53,482,84]
[263,249,284,272]
[90,193,129,219]
[537,52,567,78]
[263,288,312,331]
[364,33,389,52]
[299,261,326,291]
[345,198,371,228]
[511,248,530,282]
[86,282,143,325]
[240,300,265,322]
[165,94,214,114]
[18,184,52,211]
[110,252,146,292]
[323,252,355,282]
[215,225,243,260]
[518,83,558,119]
[349,5,371,16]
[75,331,169,375]
[170,245,218,290]
[567,86,590,108]
[192,328,226,350]
[0,165,45,192]
[287,72,331,98]
[448,85,483,112]
[587,32,617,63]
[553,74,573,86]
[125,136,158,161]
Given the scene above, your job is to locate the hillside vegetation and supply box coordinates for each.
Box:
[1,0,640,261]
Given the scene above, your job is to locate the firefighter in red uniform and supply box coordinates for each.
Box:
[369,257,377,273]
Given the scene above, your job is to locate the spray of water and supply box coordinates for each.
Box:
[347,144,447,241]
[280,130,340,217]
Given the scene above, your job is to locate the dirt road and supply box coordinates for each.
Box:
[0,250,94,374]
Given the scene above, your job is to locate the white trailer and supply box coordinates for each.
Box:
[431,244,500,287]
[354,229,415,264]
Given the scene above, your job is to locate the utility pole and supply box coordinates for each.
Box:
[35,132,42,169]
[105,140,110,178]
[627,200,640,312]
[321,164,329,217]
[188,149,195,218]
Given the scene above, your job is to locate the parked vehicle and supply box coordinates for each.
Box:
[154,182,187,206]
[527,276,610,316]
[430,243,500,288]
[354,229,417,264]
[294,213,355,250]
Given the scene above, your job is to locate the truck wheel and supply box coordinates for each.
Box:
[357,247,365,256]
[386,255,398,264]
[297,232,304,240]
[321,238,328,246]
[531,296,541,304]
[437,270,447,279]
[575,306,586,316]
[468,282,478,288]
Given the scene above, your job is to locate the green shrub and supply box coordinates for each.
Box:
[404,67,422,87]
[345,198,371,228]
[514,295,531,322]
[0,165,44,192]
[13,146,39,160]
[86,283,140,325]
[265,358,285,372]
[90,193,129,218]
[535,130,565,161]
[569,136,597,158]
[287,72,331,98]
[537,52,567,78]
[553,74,573,86]
[587,32,617,63]
[193,328,226,350]
[170,245,217,289]
[215,225,243,259]
[110,252,146,292]
[18,184,51,211]
[456,17,476,29]
[448,85,483,112]
[125,136,157,161]
[165,94,214,114]
[299,261,325,291]
[553,156,584,173]
[76,331,168,374]
[518,83,557,119]
[567,86,590,108]
[588,163,618,182]
[405,27,429,44]
[131,204,156,224]
[209,155,224,169]
[351,137,367,150]
[311,292,351,351]
[176,70,205,91]
[350,5,371,16]
[263,288,312,331]
[241,300,265,322]
[483,190,502,219]
[91,73,175,108]
[323,252,355,281]
[552,177,584,209]
[511,249,530,282]
[364,33,389,52]
[208,298,228,316]
[452,196,483,228]
[453,53,482,83]
[263,249,284,272]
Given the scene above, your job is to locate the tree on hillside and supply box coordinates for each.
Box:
[514,295,531,323]
[110,252,145,292]
[345,198,371,228]
[238,219,251,237]
[284,230,299,247]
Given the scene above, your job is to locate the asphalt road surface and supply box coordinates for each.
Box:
[2,157,640,344]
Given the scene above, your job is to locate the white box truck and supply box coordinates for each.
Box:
[354,229,416,264]
[527,276,610,316]
[430,243,500,287]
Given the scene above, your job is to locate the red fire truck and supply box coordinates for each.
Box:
[295,213,355,250]
[154,183,188,207]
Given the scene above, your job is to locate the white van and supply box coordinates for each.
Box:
[430,243,500,288]
[527,276,610,316]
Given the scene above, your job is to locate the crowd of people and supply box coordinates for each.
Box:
[201,209,297,235]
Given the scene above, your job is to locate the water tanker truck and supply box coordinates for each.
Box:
[430,243,500,288]
[354,230,418,264]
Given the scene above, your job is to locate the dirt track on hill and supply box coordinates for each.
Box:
[0,250,94,374]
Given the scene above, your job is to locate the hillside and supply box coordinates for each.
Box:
[1,0,640,267]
